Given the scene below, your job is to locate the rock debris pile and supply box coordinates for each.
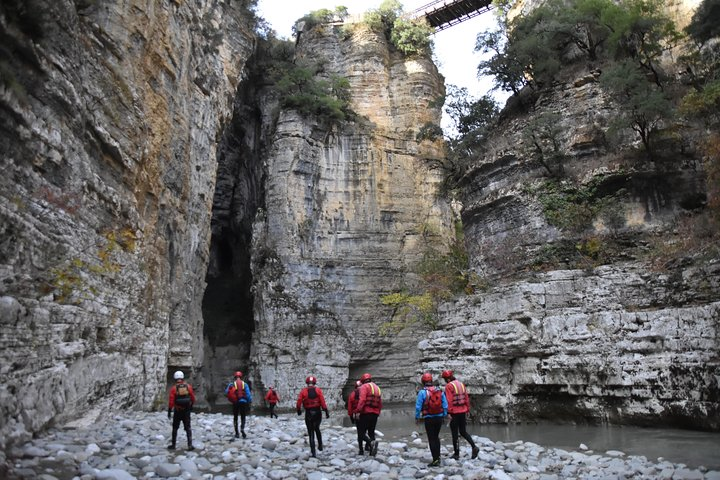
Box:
[3,411,718,480]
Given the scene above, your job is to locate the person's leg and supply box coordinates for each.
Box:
[356,414,368,454]
[170,411,181,449]
[315,414,323,451]
[457,413,479,457]
[305,411,317,457]
[232,403,240,438]
[450,414,460,458]
[269,403,276,418]
[182,410,193,449]
[425,417,442,465]
[240,403,247,438]
[367,414,379,456]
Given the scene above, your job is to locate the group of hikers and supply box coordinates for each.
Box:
[167,369,478,466]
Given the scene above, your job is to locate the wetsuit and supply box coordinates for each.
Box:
[445,378,478,458]
[226,379,252,438]
[265,389,279,418]
[296,385,329,457]
[354,382,382,456]
[168,381,196,450]
[415,385,447,465]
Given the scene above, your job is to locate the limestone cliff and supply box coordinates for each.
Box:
[246,22,455,405]
[420,54,719,428]
[0,0,254,448]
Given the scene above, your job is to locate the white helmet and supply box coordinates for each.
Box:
[173,371,184,380]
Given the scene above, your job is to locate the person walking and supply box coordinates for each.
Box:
[347,380,361,424]
[225,371,252,439]
[442,369,480,460]
[354,373,382,456]
[415,372,447,467]
[296,375,329,458]
[265,386,280,418]
[168,370,195,451]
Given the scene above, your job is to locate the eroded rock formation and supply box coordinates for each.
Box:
[0,0,254,447]
[247,22,455,405]
[420,62,720,429]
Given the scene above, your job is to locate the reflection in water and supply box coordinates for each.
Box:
[355,406,720,470]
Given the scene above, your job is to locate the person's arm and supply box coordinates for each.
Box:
[296,389,304,413]
[347,392,354,417]
[355,385,366,413]
[415,390,425,419]
[168,387,175,419]
[245,383,252,403]
[442,391,448,416]
[318,388,329,417]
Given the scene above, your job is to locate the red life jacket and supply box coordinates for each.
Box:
[358,382,382,414]
[446,380,469,414]
[303,386,322,409]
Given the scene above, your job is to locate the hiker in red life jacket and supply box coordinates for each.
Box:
[415,372,447,467]
[264,386,279,418]
[347,380,361,424]
[442,369,480,460]
[296,375,329,458]
[168,370,196,451]
[225,371,252,439]
[354,373,382,457]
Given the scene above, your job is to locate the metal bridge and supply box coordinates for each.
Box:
[410,0,494,31]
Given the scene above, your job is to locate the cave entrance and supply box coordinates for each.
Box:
[200,81,264,406]
[202,231,254,406]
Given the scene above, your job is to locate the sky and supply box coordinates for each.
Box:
[255,0,509,129]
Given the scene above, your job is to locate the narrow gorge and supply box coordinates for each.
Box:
[1,0,718,456]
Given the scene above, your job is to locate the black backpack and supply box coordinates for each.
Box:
[175,383,191,407]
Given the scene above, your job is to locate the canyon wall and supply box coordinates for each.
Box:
[0,0,254,448]
[419,60,719,428]
[247,22,455,406]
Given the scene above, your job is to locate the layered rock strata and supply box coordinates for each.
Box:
[428,63,720,429]
[249,22,455,405]
[0,0,254,447]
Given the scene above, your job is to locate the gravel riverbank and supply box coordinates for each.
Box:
[2,411,718,479]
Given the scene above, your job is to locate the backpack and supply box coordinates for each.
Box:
[308,386,317,399]
[175,383,191,407]
[424,387,443,415]
[226,381,246,403]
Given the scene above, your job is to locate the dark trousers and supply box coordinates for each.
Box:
[424,416,443,461]
[449,412,476,453]
[357,413,378,452]
[268,403,277,418]
[304,409,323,456]
[233,402,249,435]
[171,408,192,447]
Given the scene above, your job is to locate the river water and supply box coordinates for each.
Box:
[351,407,720,470]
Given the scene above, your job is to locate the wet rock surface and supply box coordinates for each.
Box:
[3,411,718,480]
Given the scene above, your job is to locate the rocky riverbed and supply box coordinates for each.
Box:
[2,411,718,480]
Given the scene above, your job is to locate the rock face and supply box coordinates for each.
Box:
[423,60,720,429]
[247,22,455,405]
[0,0,254,448]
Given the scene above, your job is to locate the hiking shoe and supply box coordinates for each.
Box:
[167,445,175,450]
[471,446,479,459]
[370,440,379,457]
[241,431,247,439]
[188,445,195,451]
[234,433,240,439]
[318,443,323,451]
[358,450,364,456]
[451,452,460,460]
[428,458,441,467]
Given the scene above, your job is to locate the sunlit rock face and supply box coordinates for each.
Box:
[428,58,719,428]
[0,0,254,447]
[249,23,454,406]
